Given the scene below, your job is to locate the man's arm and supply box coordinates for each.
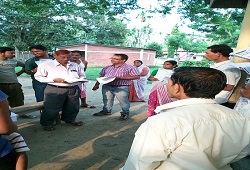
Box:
[121,121,170,170]
[0,100,17,134]
[24,59,37,75]
[116,75,140,80]
[16,61,25,76]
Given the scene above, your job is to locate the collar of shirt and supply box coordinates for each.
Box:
[210,60,231,68]
[154,98,217,114]
[53,60,72,68]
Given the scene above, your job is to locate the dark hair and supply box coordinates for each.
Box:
[29,45,47,51]
[0,47,15,53]
[54,49,71,55]
[164,60,178,67]
[71,50,85,57]
[170,67,226,98]
[134,60,143,64]
[207,44,233,57]
[114,53,128,61]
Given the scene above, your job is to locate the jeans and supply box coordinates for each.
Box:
[32,83,47,102]
[102,85,130,114]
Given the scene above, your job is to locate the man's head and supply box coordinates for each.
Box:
[167,67,226,99]
[71,50,84,62]
[205,44,233,62]
[0,47,15,59]
[54,50,71,66]
[111,54,128,65]
[163,60,178,70]
[29,45,48,58]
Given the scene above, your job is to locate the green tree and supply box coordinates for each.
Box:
[165,25,186,58]
[88,17,129,45]
[156,0,244,47]
[0,0,139,50]
[146,42,163,58]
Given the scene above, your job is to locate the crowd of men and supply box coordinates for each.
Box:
[0,44,249,169]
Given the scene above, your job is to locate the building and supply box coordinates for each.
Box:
[56,43,156,66]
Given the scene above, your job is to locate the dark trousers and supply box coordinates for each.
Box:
[41,85,80,126]
[0,149,17,170]
[0,83,24,107]
[230,156,250,170]
[32,83,47,102]
[221,102,236,109]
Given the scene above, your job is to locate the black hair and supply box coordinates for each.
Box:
[170,67,226,98]
[134,60,143,64]
[164,60,178,68]
[0,47,15,53]
[114,53,128,61]
[29,45,47,51]
[71,50,85,57]
[207,44,233,57]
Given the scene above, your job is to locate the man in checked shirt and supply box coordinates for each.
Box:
[92,54,140,120]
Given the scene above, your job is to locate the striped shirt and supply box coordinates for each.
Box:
[2,132,30,152]
[100,63,140,86]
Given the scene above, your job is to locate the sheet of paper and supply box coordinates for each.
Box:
[11,112,18,122]
[230,62,250,74]
[64,78,88,83]
[233,47,250,60]
[96,77,116,84]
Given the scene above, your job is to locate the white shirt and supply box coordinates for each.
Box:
[210,60,241,103]
[121,98,250,170]
[154,68,173,82]
[34,60,86,87]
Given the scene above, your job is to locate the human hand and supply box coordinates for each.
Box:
[53,78,65,83]
[92,85,99,91]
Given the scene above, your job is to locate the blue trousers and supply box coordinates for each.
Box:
[32,83,47,102]
[41,85,80,126]
[102,85,130,114]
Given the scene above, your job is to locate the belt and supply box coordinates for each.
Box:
[48,84,77,88]
[107,85,129,86]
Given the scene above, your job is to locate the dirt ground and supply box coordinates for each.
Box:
[16,75,151,170]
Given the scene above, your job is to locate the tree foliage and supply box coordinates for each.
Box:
[0,0,138,50]
[146,42,163,58]
[158,0,245,47]
[165,25,186,58]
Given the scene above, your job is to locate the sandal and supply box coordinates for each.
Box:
[43,126,55,131]
[81,105,96,108]
[65,121,83,126]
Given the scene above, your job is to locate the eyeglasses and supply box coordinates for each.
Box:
[110,58,122,60]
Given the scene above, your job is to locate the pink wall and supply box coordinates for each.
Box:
[57,44,156,66]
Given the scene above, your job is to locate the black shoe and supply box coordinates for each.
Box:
[93,111,111,116]
[119,113,129,120]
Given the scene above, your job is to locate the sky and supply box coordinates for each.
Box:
[123,0,197,43]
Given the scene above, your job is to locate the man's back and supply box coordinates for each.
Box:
[124,99,250,170]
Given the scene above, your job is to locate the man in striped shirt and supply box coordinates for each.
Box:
[92,54,140,120]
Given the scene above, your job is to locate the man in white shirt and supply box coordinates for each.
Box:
[120,67,250,170]
[205,44,241,108]
[35,49,86,131]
